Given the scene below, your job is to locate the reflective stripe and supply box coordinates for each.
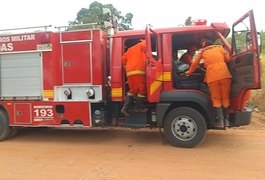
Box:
[137,94,146,97]
[163,72,171,81]
[127,92,134,96]
[43,90,54,98]
[127,70,145,76]
[150,73,163,96]
[112,88,123,97]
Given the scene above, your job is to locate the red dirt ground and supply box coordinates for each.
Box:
[0,112,265,180]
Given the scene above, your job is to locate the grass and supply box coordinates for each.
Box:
[261,53,265,88]
[248,53,265,111]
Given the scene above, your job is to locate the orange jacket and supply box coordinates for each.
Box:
[122,40,147,76]
[186,45,232,83]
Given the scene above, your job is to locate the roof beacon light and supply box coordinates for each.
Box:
[193,19,207,26]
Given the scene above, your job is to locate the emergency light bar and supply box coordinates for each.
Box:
[193,19,207,26]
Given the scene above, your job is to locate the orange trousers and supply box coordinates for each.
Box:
[127,74,146,96]
[208,78,231,108]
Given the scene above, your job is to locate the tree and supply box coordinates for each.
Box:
[184,16,192,26]
[69,1,133,31]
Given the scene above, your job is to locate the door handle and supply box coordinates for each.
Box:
[64,61,71,67]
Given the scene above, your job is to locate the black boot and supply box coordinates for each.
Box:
[133,96,148,112]
[120,96,134,116]
[215,107,224,128]
[223,107,230,126]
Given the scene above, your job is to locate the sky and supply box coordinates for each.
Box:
[1,0,265,33]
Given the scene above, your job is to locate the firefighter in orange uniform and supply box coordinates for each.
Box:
[185,39,232,127]
[121,40,148,116]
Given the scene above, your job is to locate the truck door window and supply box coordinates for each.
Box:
[232,16,252,55]
[151,36,159,60]
[124,38,143,52]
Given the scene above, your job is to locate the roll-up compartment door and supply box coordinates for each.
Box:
[0,52,42,98]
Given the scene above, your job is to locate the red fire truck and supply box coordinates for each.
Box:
[0,10,261,148]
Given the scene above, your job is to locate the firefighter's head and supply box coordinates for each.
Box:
[187,46,197,55]
[201,39,213,48]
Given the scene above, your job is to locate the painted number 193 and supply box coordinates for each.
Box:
[34,108,53,117]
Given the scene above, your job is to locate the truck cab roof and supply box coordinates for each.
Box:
[114,23,230,47]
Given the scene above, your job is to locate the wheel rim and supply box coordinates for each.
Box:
[171,116,197,141]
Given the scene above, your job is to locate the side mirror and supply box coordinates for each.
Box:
[246,31,262,53]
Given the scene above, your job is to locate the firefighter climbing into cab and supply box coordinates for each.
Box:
[120,39,148,116]
[185,39,232,128]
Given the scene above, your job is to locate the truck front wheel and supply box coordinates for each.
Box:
[163,107,207,148]
[0,111,11,141]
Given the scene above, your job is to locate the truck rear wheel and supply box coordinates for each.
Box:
[0,111,12,141]
[163,107,206,148]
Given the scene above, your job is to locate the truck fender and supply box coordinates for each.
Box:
[156,91,215,127]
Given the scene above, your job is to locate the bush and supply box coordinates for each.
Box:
[249,53,265,111]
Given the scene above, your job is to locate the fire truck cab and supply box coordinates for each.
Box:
[0,10,261,148]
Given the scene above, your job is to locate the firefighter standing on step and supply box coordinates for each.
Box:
[185,39,232,128]
[121,40,148,116]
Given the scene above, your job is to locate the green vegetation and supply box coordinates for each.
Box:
[260,31,265,53]
[248,53,265,111]
[69,1,133,32]
[261,53,265,88]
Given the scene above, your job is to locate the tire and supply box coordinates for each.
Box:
[0,111,11,141]
[163,107,207,148]
[8,127,18,139]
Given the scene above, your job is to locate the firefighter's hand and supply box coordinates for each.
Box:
[185,72,190,76]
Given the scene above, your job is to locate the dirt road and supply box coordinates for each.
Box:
[0,112,265,180]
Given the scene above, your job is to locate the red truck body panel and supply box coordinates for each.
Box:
[0,29,108,127]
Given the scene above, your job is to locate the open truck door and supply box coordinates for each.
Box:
[230,10,262,110]
[145,25,163,102]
